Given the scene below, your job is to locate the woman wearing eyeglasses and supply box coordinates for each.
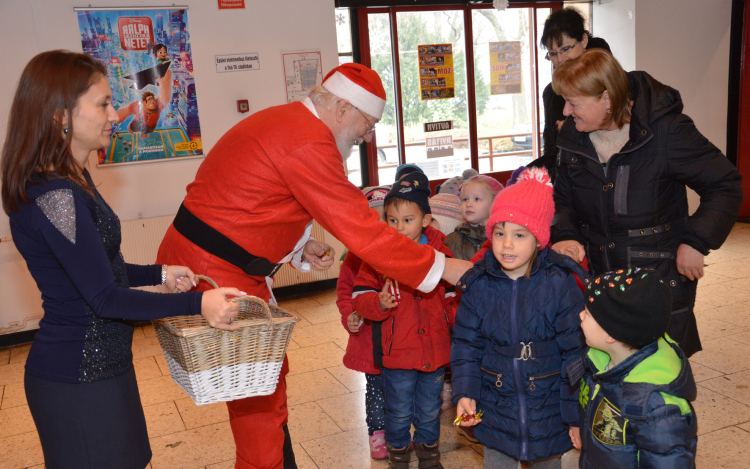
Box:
[527,7,611,182]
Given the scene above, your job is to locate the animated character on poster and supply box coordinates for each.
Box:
[122,43,172,92]
[117,69,172,138]
[153,43,170,65]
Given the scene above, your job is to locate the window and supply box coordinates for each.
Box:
[472,7,537,174]
[335,8,363,187]
[336,8,354,65]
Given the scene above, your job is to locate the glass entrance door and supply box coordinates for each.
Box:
[360,4,552,187]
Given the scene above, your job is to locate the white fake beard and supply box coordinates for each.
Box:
[335,122,361,160]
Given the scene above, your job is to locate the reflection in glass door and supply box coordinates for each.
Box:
[358,4,553,186]
[396,10,472,182]
[368,13,402,184]
[471,7,538,174]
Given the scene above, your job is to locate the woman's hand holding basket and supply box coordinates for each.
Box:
[201,288,245,331]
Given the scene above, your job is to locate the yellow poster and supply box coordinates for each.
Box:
[489,41,522,95]
[418,44,455,101]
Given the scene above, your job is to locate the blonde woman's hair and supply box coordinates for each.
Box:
[551,48,631,130]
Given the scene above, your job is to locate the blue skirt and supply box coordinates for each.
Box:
[25,366,151,469]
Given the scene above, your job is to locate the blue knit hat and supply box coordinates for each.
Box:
[385,172,432,215]
[395,163,424,182]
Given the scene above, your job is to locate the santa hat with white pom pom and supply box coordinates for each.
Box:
[485,167,555,246]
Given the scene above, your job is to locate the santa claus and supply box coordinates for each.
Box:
[156,63,471,469]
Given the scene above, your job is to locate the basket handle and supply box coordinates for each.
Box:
[196,275,276,330]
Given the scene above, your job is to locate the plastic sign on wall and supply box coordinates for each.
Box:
[418,44,455,100]
[489,41,522,95]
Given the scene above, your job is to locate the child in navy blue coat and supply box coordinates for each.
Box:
[451,168,586,469]
[573,269,697,468]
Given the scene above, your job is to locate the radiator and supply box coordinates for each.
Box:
[119,215,335,289]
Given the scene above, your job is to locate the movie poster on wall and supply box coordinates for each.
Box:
[489,41,522,95]
[418,44,455,101]
[75,7,203,165]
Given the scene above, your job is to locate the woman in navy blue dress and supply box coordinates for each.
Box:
[1,50,243,469]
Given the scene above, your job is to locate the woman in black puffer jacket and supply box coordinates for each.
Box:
[550,49,742,357]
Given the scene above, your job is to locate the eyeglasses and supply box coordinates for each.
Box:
[355,107,377,134]
[545,41,579,61]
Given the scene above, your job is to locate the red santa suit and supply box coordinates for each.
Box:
[156,98,444,468]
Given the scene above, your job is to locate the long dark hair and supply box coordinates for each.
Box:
[1,50,107,215]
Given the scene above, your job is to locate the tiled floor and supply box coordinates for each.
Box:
[3,223,750,468]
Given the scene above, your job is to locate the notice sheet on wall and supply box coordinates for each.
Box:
[489,41,522,95]
[283,50,323,104]
[418,44,455,101]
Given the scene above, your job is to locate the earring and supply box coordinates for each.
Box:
[606,108,611,114]
[63,127,68,134]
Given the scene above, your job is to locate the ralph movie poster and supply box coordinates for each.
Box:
[76,8,203,165]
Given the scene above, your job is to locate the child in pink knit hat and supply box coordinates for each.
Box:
[450,167,588,468]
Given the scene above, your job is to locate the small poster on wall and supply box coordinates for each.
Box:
[418,44,455,101]
[75,7,203,165]
[283,50,323,104]
[489,41,522,95]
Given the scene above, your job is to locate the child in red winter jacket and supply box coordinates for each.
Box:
[336,185,390,460]
[352,172,457,469]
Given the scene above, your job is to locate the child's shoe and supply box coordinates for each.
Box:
[414,442,443,469]
[456,425,479,443]
[369,430,388,460]
[387,444,411,469]
[439,382,453,414]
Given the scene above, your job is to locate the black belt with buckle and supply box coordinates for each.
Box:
[173,203,282,278]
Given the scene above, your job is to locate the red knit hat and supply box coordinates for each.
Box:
[322,63,387,119]
[485,167,554,246]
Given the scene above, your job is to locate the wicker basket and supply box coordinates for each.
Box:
[153,275,299,405]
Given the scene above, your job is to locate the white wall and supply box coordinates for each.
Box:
[635,0,732,154]
[0,0,338,333]
[592,0,732,213]
[592,0,636,72]
[635,0,732,211]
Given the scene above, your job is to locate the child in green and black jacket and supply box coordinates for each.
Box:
[571,268,697,468]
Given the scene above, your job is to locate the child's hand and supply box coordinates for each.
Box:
[569,426,581,449]
[456,397,482,426]
[378,279,398,311]
[347,312,361,333]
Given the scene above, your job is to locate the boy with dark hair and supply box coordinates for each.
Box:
[572,268,698,468]
[352,172,456,469]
